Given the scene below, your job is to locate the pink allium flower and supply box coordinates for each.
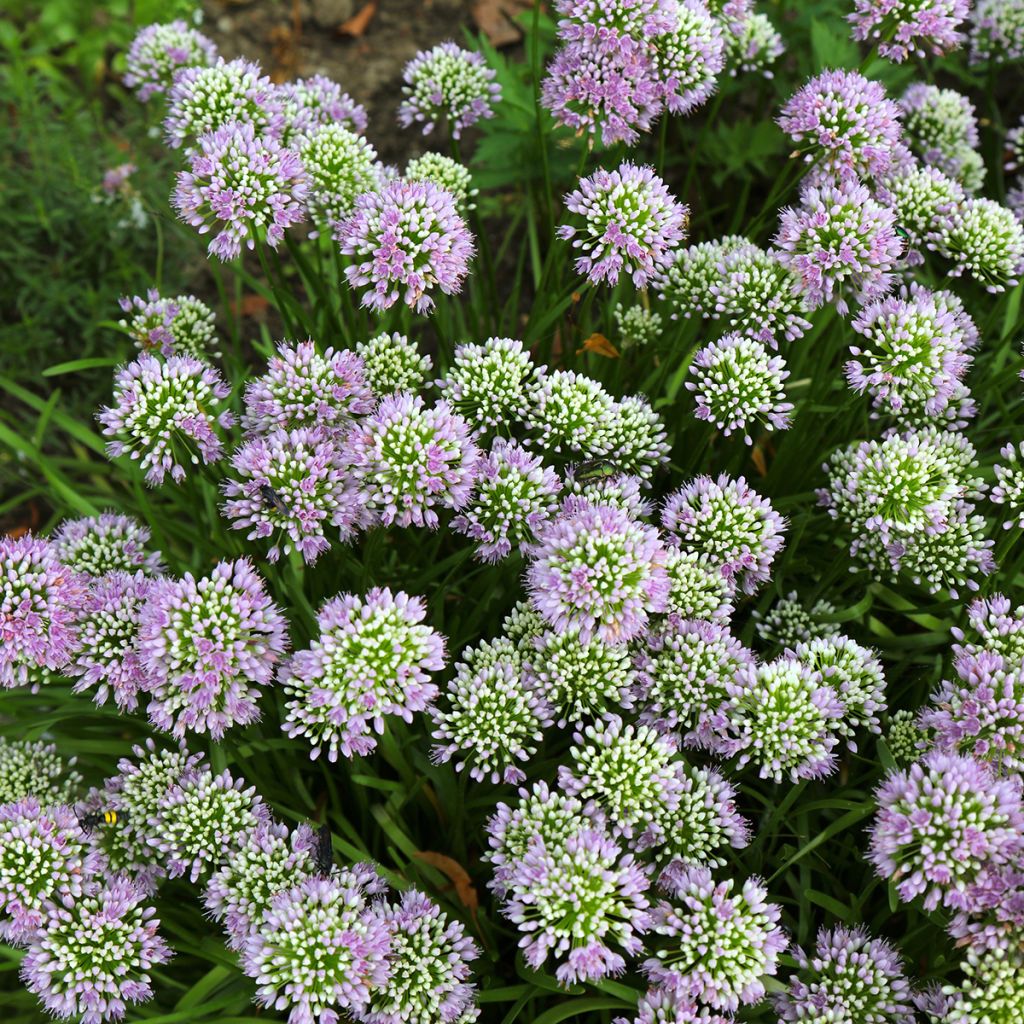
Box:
[849,0,969,62]
[124,20,217,102]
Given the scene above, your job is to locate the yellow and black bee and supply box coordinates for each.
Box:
[260,484,290,516]
[77,808,129,831]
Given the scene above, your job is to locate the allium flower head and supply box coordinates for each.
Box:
[365,889,480,1024]
[283,588,445,761]
[947,861,1024,955]
[67,571,152,712]
[0,800,95,943]
[660,547,733,623]
[778,70,903,179]
[20,875,171,1024]
[243,871,391,1024]
[992,442,1024,529]
[634,617,754,744]
[398,41,501,138]
[885,709,926,765]
[204,821,315,946]
[406,152,476,213]
[850,0,969,62]
[451,438,560,562]
[502,827,651,985]
[869,751,1024,911]
[527,504,669,644]
[437,337,536,428]
[138,558,287,739]
[562,470,653,519]
[846,286,975,419]
[899,84,981,187]
[0,534,86,689]
[164,58,282,147]
[347,393,481,529]
[524,369,615,458]
[614,987,736,1024]
[659,236,756,319]
[649,2,725,117]
[149,768,268,884]
[614,302,663,348]
[953,592,1024,664]
[124,20,217,101]
[118,291,218,360]
[277,75,367,139]
[431,655,552,784]
[356,333,432,397]
[662,474,786,594]
[595,394,671,481]
[296,125,381,234]
[223,428,364,563]
[727,12,785,76]
[752,591,840,649]
[558,162,688,288]
[944,948,1024,1024]
[773,925,916,1024]
[98,353,233,486]
[242,340,374,435]
[645,865,786,1012]
[929,196,1024,292]
[710,657,845,782]
[774,178,903,313]
[0,738,80,807]
[523,627,635,726]
[710,246,812,345]
[687,332,793,444]
[173,121,307,261]
[337,179,473,313]
[969,0,1024,64]
[880,165,965,264]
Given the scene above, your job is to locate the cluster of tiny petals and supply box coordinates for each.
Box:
[929,196,1024,293]
[138,558,288,739]
[356,333,432,397]
[124,20,217,101]
[398,41,501,138]
[450,438,561,563]
[283,588,444,762]
[868,751,1024,911]
[118,290,218,360]
[276,74,367,139]
[164,57,283,147]
[778,69,903,179]
[849,0,969,62]
[98,353,233,486]
[405,152,476,213]
[558,162,688,288]
[660,547,733,623]
[0,738,81,806]
[173,120,308,262]
[437,337,536,428]
[614,302,663,348]
[728,11,784,76]
[644,864,786,1012]
[687,332,793,444]
[336,179,474,313]
[752,591,840,649]
[900,83,982,188]
[660,236,757,319]
[952,592,1024,664]
[20,874,171,1024]
[992,441,1024,529]
[944,948,1024,1023]
[773,925,917,1023]
[774,178,903,314]
[879,164,964,264]
[346,393,481,529]
[969,0,1024,64]
[527,503,670,645]
[222,427,364,564]
[613,986,736,1024]
[947,860,1024,955]
[662,474,786,595]
[653,2,726,117]
[297,125,382,235]
[242,340,374,435]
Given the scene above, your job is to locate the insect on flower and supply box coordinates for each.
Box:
[313,822,333,877]
[77,808,129,831]
[259,483,290,516]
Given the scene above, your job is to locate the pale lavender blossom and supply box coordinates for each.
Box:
[651,1,726,115]
[992,441,1024,528]
[277,75,367,138]
[947,862,1024,954]
[101,163,137,196]
[124,20,217,101]
[118,291,217,360]
[138,558,288,739]
[952,592,1024,664]
[849,0,969,62]
[969,0,1024,63]
[613,988,735,1024]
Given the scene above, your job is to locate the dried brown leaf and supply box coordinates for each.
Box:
[338,0,377,37]
[577,332,620,358]
[412,851,478,912]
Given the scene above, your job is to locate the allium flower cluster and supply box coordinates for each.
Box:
[774,179,903,313]
[297,125,381,234]
[944,948,1024,1024]
[777,70,903,180]
[614,302,663,348]
[558,162,688,288]
[662,474,786,594]
[752,591,840,649]
[849,0,969,62]
[0,738,80,807]
[20,875,171,1024]
[431,654,551,783]
[885,708,925,765]
[687,332,793,443]
[727,11,785,76]
[929,196,1024,292]
[0,534,86,689]
[900,84,982,189]
[880,165,964,264]
[283,588,445,761]
[356,333,432,397]
[661,547,733,623]
[846,286,976,420]
[450,439,560,562]
[406,152,476,213]
[164,58,282,147]
[952,592,1024,664]
[398,41,500,138]
[969,0,1024,64]
[527,504,669,644]
[223,428,363,563]
[173,121,307,261]
[138,558,287,738]
[242,340,373,436]
[98,354,233,486]
[337,179,473,313]
[276,74,367,139]
[993,441,1024,529]
[773,925,916,1024]
[869,751,1024,910]
[242,870,391,1024]
[124,20,217,101]
[659,236,756,319]
[653,2,727,116]
[119,290,218,359]
[947,861,1024,954]
[645,865,786,1012]
[437,337,536,428]
[598,395,671,481]
[614,988,736,1024]
[347,393,481,529]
